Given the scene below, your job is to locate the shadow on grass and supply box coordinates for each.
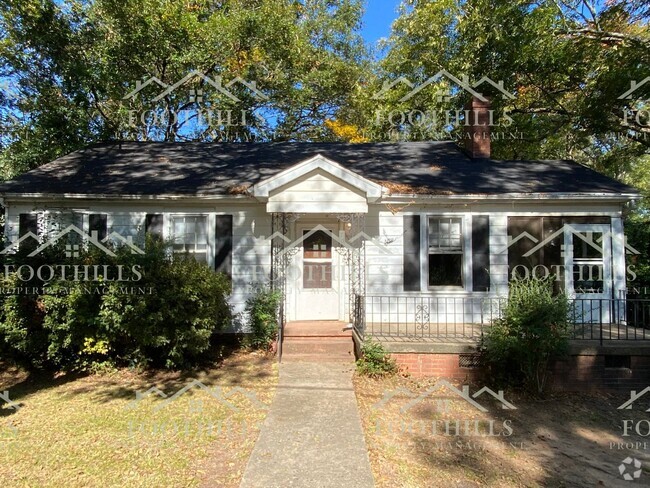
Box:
[357,367,650,487]
[0,339,277,412]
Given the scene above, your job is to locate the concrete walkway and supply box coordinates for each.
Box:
[239,362,375,488]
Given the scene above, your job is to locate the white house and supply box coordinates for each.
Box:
[0,125,639,339]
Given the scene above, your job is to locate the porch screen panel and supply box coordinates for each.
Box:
[403,215,421,291]
[507,216,611,293]
[471,215,490,291]
[215,215,233,278]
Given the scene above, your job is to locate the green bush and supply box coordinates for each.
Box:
[245,286,281,349]
[356,340,398,377]
[481,277,571,395]
[0,237,232,370]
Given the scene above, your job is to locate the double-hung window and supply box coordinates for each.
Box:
[428,216,463,287]
[171,215,208,263]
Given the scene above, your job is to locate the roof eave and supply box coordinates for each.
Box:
[382,192,640,203]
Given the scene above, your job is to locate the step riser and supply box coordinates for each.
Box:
[281,356,354,363]
[282,341,354,355]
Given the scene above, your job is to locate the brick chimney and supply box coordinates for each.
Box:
[464,96,491,159]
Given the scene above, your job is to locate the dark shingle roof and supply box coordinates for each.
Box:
[0,141,637,197]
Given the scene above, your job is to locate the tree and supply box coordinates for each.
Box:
[0,0,367,178]
[338,0,649,188]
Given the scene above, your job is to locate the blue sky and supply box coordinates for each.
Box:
[360,0,402,52]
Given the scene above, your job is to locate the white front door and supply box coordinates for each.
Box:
[293,224,341,320]
[564,224,613,323]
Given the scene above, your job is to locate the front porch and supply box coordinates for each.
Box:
[352,295,650,346]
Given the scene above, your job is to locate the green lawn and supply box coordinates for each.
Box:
[0,352,277,487]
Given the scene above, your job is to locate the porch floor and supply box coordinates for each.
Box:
[363,322,650,343]
[284,321,352,337]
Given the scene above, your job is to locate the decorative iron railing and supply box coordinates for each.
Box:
[353,295,650,345]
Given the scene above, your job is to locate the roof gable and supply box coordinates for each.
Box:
[253,154,383,201]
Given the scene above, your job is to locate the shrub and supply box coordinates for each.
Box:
[0,237,232,370]
[481,277,571,394]
[356,340,397,377]
[245,286,281,349]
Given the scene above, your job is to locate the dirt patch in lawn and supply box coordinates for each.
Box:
[0,351,278,488]
[354,374,650,487]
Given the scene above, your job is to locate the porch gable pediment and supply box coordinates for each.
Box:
[253,155,383,214]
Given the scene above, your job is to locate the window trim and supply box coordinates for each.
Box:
[422,214,472,291]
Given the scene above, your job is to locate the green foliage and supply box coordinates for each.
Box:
[0,0,367,179]
[245,286,281,349]
[0,237,232,370]
[481,277,571,394]
[334,0,650,213]
[356,340,397,377]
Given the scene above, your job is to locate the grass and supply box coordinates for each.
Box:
[0,351,278,488]
[354,374,650,487]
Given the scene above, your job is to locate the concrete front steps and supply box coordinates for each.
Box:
[280,321,356,362]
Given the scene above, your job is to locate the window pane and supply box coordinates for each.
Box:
[303,230,332,259]
[573,264,604,292]
[171,216,208,263]
[303,262,332,288]
[196,219,207,237]
[572,232,603,259]
[194,252,208,264]
[429,217,462,251]
[174,220,184,236]
[429,254,463,286]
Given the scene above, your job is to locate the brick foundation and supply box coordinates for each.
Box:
[549,354,650,391]
[389,352,650,391]
[391,353,483,382]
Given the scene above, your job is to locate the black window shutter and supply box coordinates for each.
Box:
[403,215,421,291]
[145,214,164,239]
[89,214,108,241]
[215,215,233,278]
[19,213,38,237]
[472,215,490,291]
